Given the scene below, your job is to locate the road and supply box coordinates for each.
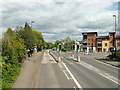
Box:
[36,50,78,89]
[48,50,119,89]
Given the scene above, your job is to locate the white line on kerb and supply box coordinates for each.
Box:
[62,62,83,90]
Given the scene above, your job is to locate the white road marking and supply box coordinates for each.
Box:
[74,87,77,90]
[94,58,118,69]
[58,63,62,67]
[77,61,119,85]
[99,73,120,85]
[42,51,56,64]
[62,62,83,90]
[63,70,72,80]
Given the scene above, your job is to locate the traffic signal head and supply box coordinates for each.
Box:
[59,44,61,51]
[73,44,75,50]
[77,44,79,50]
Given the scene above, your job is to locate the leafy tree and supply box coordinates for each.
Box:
[61,37,72,50]
[32,30,43,51]
[54,40,62,49]
[18,22,34,49]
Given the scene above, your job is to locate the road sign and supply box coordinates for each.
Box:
[34,45,37,48]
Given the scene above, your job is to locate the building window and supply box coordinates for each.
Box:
[103,48,106,52]
[105,43,107,46]
[91,43,93,47]
[117,43,120,46]
[88,43,90,45]
[91,38,93,41]
[88,38,90,40]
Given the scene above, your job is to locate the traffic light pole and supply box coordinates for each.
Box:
[59,44,61,62]
[77,44,80,62]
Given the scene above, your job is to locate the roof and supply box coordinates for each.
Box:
[96,36,109,39]
[109,32,115,34]
[82,32,97,34]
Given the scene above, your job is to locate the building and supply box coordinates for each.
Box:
[116,36,120,51]
[82,32,115,53]
[82,32,97,52]
[96,36,109,52]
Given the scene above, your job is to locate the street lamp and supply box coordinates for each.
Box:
[31,21,34,29]
[113,15,117,55]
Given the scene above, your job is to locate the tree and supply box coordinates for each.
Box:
[55,40,62,49]
[32,30,43,51]
[18,22,34,49]
[61,37,72,50]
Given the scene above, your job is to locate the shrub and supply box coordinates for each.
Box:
[62,48,70,51]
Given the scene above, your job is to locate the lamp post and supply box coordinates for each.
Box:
[31,21,34,29]
[113,15,117,55]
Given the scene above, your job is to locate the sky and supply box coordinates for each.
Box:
[0,0,119,43]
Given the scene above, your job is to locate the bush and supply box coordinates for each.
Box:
[116,51,120,61]
[62,48,70,51]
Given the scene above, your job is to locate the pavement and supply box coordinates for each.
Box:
[12,51,43,88]
[50,50,119,89]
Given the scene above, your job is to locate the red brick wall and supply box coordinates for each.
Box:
[109,34,114,46]
[87,33,97,47]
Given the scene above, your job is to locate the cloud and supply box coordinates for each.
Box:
[1,0,119,42]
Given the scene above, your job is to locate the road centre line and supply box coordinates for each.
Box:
[62,62,83,90]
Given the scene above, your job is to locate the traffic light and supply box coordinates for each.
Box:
[73,44,75,50]
[77,44,79,51]
[59,44,61,51]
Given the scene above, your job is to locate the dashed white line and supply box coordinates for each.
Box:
[62,62,83,90]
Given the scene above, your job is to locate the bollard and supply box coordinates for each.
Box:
[87,52,88,55]
[59,57,61,62]
[78,56,80,62]
[73,55,74,58]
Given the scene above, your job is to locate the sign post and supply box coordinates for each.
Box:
[77,43,80,62]
[59,44,61,62]
[34,44,37,62]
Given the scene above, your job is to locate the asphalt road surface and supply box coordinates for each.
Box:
[36,50,78,89]
[49,50,119,90]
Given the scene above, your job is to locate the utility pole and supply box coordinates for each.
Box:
[113,15,117,55]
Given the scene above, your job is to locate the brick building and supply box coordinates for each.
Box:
[82,32,115,53]
[82,32,97,52]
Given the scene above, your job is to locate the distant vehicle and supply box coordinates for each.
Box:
[52,47,57,51]
[109,47,116,55]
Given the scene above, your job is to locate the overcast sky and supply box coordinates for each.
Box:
[0,0,119,43]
